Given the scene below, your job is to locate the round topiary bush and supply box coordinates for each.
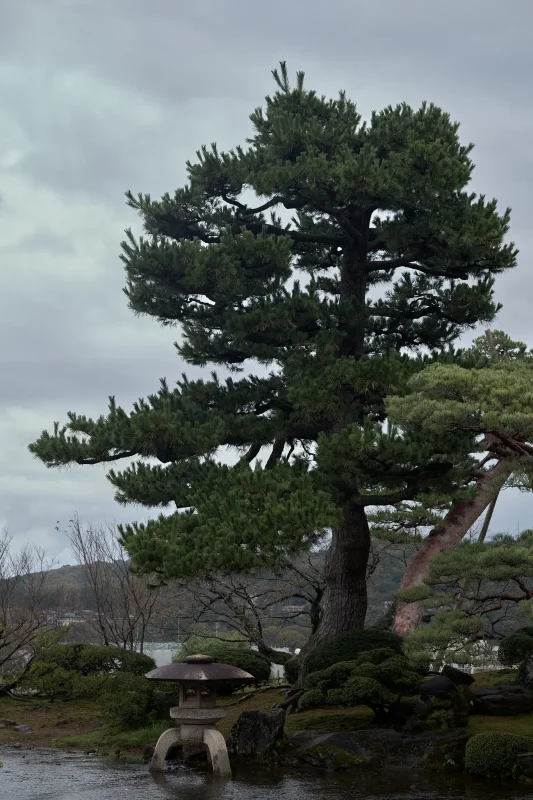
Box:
[34,643,156,676]
[283,656,300,684]
[465,732,533,779]
[19,662,103,700]
[209,646,271,687]
[305,629,403,675]
[498,630,533,667]
[174,642,271,693]
[18,644,156,700]
[298,649,421,719]
[100,672,178,730]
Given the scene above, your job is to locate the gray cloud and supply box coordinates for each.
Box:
[1,0,532,560]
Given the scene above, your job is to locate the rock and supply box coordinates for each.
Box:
[403,674,471,733]
[519,656,533,686]
[442,665,475,686]
[13,725,32,733]
[420,675,457,697]
[285,728,467,771]
[389,698,419,725]
[182,742,208,765]
[227,709,286,762]
[0,719,17,728]
[143,745,155,761]
[472,685,533,716]
[517,751,533,778]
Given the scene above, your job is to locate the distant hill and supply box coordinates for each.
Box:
[41,546,406,625]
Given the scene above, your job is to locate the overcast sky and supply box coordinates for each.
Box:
[1,0,532,565]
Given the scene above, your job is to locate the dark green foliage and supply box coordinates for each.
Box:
[100,673,177,731]
[176,642,270,693]
[33,643,156,676]
[19,644,157,702]
[465,732,533,779]
[492,670,519,686]
[299,649,421,715]
[19,663,103,701]
[283,656,300,684]
[305,629,403,675]
[499,630,533,667]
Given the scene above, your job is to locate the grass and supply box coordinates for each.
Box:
[64,722,171,757]
[0,697,103,749]
[468,713,533,738]
[469,669,518,688]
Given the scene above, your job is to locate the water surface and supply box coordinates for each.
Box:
[1,748,531,800]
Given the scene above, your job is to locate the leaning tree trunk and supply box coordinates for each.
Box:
[313,502,371,644]
[392,459,510,636]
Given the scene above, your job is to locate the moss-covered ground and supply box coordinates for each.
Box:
[1,671,532,761]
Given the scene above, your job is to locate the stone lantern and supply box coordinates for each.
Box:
[145,654,253,777]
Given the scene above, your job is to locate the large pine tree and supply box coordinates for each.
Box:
[29,64,516,645]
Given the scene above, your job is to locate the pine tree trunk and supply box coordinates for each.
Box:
[392,459,510,636]
[313,502,370,643]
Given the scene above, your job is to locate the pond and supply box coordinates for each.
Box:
[1,748,531,800]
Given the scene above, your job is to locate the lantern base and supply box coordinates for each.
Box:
[150,707,231,777]
[150,725,231,778]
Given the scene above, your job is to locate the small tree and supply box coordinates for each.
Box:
[404,531,533,667]
[182,553,325,662]
[61,516,164,652]
[385,344,533,634]
[0,531,63,693]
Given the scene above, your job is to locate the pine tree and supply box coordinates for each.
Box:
[405,530,533,668]
[28,63,516,645]
[387,341,533,634]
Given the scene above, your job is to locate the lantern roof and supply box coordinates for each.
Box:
[145,653,255,684]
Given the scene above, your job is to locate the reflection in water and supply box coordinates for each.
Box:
[1,749,532,800]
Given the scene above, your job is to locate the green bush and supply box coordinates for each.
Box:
[178,635,245,658]
[34,643,156,676]
[283,656,300,684]
[492,670,519,686]
[100,672,178,731]
[305,629,403,675]
[19,662,103,700]
[465,732,533,779]
[20,644,156,702]
[298,649,421,717]
[498,630,533,667]
[174,641,271,694]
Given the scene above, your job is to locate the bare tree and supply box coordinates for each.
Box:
[62,516,163,652]
[0,529,60,692]
[181,554,326,662]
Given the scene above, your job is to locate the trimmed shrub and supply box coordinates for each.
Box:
[283,656,300,684]
[298,649,421,717]
[178,635,246,658]
[19,662,103,700]
[20,644,156,702]
[174,642,271,693]
[100,672,178,731]
[498,630,533,667]
[465,732,533,779]
[34,643,156,676]
[305,629,403,675]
